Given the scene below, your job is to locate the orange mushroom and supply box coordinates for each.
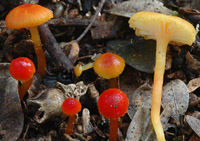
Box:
[129,11,196,141]
[9,57,35,99]
[62,98,81,135]
[74,53,125,78]
[97,88,129,141]
[5,4,53,77]
[74,53,125,88]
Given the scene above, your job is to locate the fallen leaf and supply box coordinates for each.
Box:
[107,38,156,73]
[125,107,156,141]
[162,79,189,124]
[0,63,24,141]
[108,0,173,18]
[187,77,200,93]
[185,115,200,137]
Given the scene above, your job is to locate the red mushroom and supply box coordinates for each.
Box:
[9,57,35,99]
[62,98,81,135]
[5,4,53,76]
[97,88,129,141]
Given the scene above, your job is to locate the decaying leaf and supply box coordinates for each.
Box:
[27,88,66,123]
[125,107,155,141]
[0,63,24,141]
[108,0,173,18]
[128,83,152,118]
[185,115,200,137]
[107,39,156,73]
[185,52,200,72]
[162,79,189,124]
[57,81,88,100]
[187,77,200,93]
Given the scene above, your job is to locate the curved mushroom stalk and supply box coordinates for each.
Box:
[129,11,196,141]
[29,26,46,76]
[151,35,169,140]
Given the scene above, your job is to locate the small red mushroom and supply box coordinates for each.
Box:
[9,57,35,99]
[62,98,81,135]
[97,88,129,141]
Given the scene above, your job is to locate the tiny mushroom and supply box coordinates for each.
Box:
[5,4,53,77]
[74,52,125,79]
[129,11,196,141]
[9,57,36,99]
[62,98,81,135]
[97,88,129,141]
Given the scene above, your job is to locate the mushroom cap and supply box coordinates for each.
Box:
[9,57,35,81]
[62,98,81,116]
[93,53,125,79]
[129,11,196,46]
[5,4,53,29]
[97,88,129,119]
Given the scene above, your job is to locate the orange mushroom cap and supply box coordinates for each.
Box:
[62,98,81,116]
[97,88,129,119]
[9,57,36,81]
[5,4,53,29]
[93,53,125,79]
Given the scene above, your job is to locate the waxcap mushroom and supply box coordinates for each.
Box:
[129,11,196,46]
[5,4,53,77]
[5,4,53,29]
[129,11,196,141]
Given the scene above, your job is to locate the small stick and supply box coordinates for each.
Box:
[75,0,105,42]
[39,24,74,72]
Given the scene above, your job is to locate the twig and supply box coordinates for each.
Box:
[75,0,106,42]
[39,23,74,72]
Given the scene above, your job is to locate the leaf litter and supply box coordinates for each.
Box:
[0,0,200,140]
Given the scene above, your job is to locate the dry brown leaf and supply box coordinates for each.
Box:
[187,77,200,93]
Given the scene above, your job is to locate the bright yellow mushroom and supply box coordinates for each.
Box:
[129,11,196,141]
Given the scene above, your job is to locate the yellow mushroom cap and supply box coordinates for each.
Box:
[5,4,53,29]
[129,11,196,46]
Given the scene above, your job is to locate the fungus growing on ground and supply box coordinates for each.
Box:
[74,53,125,86]
[62,98,81,135]
[9,57,35,99]
[74,53,125,88]
[5,4,53,76]
[97,88,129,141]
[129,11,196,141]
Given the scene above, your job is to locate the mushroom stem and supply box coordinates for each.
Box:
[66,114,76,135]
[29,26,46,77]
[151,37,169,141]
[74,62,94,77]
[109,118,118,141]
[18,78,33,99]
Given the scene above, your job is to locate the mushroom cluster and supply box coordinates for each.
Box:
[6,4,53,77]
[129,11,196,141]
